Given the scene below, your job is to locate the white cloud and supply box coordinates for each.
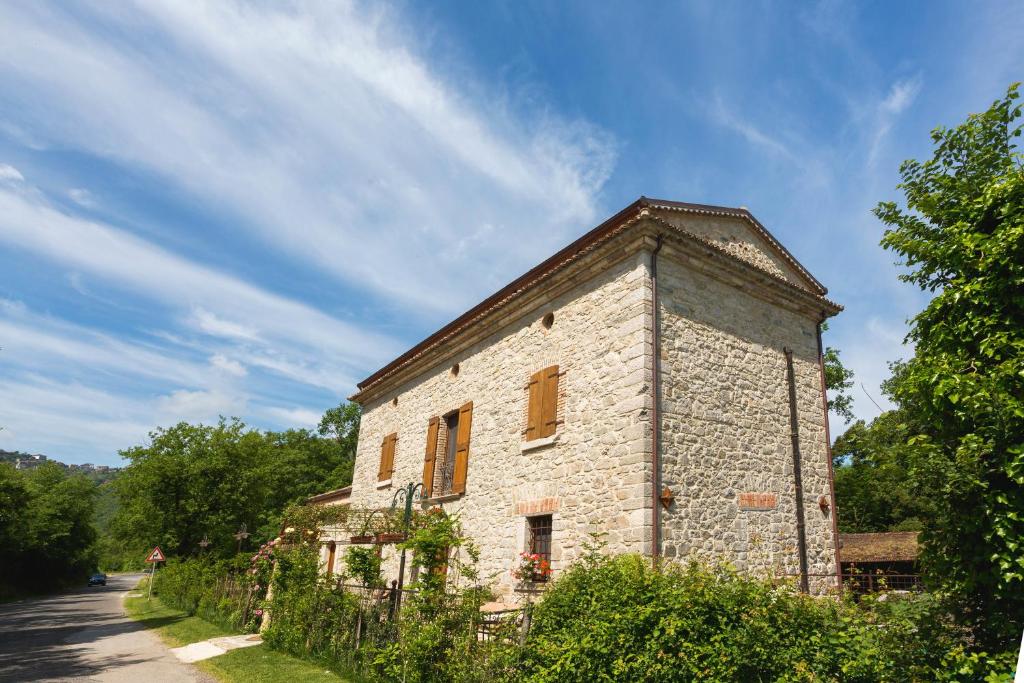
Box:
[155,388,246,424]
[0,304,213,387]
[0,163,24,182]
[191,309,260,342]
[0,376,157,460]
[867,76,923,167]
[880,78,922,115]
[0,186,398,374]
[68,187,96,207]
[0,1,615,314]
[262,406,323,429]
[706,93,795,160]
[209,353,247,377]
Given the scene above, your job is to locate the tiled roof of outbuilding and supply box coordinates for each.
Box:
[839,532,920,563]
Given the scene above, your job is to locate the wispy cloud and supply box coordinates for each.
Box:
[0,163,24,182]
[0,184,397,370]
[705,93,796,160]
[68,187,96,207]
[868,76,923,167]
[0,1,615,314]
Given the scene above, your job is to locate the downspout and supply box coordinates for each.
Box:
[783,347,810,594]
[816,318,843,593]
[650,234,665,565]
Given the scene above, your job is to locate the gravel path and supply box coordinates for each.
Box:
[0,573,214,682]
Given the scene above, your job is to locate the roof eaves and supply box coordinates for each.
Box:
[353,197,837,399]
[353,199,647,395]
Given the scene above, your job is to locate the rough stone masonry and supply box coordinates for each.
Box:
[324,197,842,601]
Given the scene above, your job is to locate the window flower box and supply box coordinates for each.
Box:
[374,532,406,544]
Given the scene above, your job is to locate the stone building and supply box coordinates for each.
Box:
[318,197,842,599]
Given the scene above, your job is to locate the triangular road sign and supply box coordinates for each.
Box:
[145,546,165,563]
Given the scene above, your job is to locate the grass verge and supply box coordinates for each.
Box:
[124,593,347,682]
[124,594,229,647]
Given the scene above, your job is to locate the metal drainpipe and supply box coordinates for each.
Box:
[650,234,665,564]
[816,318,843,593]
[783,347,810,594]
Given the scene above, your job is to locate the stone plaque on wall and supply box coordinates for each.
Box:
[738,492,777,511]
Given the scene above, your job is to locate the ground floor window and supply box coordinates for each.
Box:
[526,514,553,582]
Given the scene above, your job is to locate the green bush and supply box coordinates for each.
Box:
[153,555,256,632]
[344,546,383,588]
[518,553,1009,682]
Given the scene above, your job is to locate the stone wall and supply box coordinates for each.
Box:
[656,253,838,593]
[332,215,839,599]
[343,250,655,600]
[653,208,811,291]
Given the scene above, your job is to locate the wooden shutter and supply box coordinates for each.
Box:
[525,370,545,441]
[452,401,473,494]
[540,365,560,438]
[378,433,396,482]
[422,417,440,497]
[326,542,336,576]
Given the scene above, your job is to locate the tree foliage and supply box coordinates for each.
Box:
[0,462,98,597]
[821,323,856,423]
[107,412,354,565]
[874,83,1024,648]
[831,410,935,532]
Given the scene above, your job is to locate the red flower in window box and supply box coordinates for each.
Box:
[512,552,552,582]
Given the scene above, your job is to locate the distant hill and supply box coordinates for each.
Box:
[0,449,121,483]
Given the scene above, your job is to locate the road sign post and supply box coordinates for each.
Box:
[145,546,165,600]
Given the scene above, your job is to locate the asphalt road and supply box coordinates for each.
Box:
[0,573,213,682]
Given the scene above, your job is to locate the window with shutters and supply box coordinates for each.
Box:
[524,365,560,442]
[377,432,397,483]
[423,402,473,498]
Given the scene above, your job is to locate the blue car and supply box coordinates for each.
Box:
[88,573,107,586]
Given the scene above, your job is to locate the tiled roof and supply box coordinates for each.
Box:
[306,486,352,506]
[839,532,920,563]
[354,197,838,398]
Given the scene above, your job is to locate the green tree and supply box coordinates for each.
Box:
[0,462,99,597]
[822,322,856,423]
[0,464,30,578]
[874,84,1024,648]
[831,410,934,532]
[110,417,352,562]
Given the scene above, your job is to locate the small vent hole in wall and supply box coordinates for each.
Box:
[450,363,460,378]
[542,312,554,329]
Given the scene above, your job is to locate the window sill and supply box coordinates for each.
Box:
[376,479,392,489]
[521,435,557,452]
[425,492,464,504]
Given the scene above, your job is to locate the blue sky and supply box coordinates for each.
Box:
[1,1,1022,466]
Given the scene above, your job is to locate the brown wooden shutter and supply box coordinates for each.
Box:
[422,417,439,497]
[388,434,397,479]
[525,370,544,441]
[378,436,388,481]
[452,401,473,494]
[326,542,336,576]
[378,433,396,482]
[540,365,560,438]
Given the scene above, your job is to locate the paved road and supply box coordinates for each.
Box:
[0,573,213,682]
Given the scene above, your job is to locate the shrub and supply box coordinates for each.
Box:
[517,553,998,682]
[152,554,258,632]
[344,546,384,588]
